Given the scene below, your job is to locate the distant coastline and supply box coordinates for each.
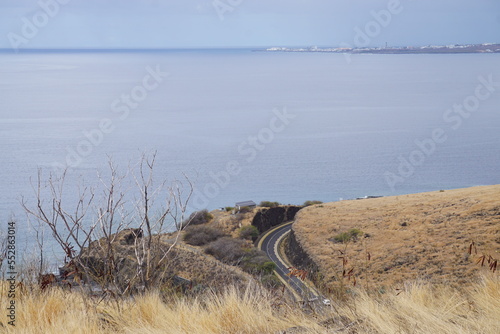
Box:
[1,44,499,54]
[257,43,500,54]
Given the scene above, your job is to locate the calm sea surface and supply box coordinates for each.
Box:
[1,49,500,251]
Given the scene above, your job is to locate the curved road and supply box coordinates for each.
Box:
[257,222,320,302]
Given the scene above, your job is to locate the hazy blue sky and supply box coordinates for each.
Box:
[1,0,499,49]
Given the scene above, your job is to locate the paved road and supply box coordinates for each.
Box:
[257,222,320,302]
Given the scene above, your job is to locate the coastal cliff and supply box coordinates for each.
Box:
[251,205,302,233]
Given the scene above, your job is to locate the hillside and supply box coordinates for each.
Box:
[292,185,500,290]
[75,228,253,292]
[2,191,499,333]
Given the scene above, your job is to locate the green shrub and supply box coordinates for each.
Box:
[225,207,235,212]
[258,261,276,274]
[303,200,323,207]
[239,249,275,275]
[259,201,280,208]
[333,228,363,243]
[238,225,260,240]
[183,225,226,246]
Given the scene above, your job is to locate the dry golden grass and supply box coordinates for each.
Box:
[0,276,499,333]
[0,283,321,334]
[293,185,500,290]
[336,274,500,333]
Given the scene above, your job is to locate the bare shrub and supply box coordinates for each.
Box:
[181,209,213,229]
[183,225,226,246]
[21,152,193,295]
[204,237,246,265]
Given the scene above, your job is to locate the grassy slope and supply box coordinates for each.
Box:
[1,277,498,333]
[293,185,500,290]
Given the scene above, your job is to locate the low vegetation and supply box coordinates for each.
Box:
[259,201,281,208]
[332,228,363,243]
[183,225,226,246]
[238,206,254,213]
[303,200,323,207]
[240,248,277,275]
[183,209,214,228]
[238,225,260,240]
[204,237,247,265]
[201,234,277,285]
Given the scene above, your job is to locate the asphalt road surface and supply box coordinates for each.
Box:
[258,222,320,302]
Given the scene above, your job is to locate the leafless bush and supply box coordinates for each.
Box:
[183,225,226,246]
[0,228,7,272]
[21,152,193,295]
[204,237,246,265]
[180,209,213,229]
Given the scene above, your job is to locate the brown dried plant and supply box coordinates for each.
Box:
[469,241,498,274]
[286,267,308,281]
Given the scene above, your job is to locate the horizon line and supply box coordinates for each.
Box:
[0,42,498,53]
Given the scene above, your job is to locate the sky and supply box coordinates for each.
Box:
[0,0,499,49]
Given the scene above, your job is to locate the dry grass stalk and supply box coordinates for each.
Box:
[287,267,308,281]
[0,276,498,333]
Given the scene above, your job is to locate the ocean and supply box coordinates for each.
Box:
[1,49,499,252]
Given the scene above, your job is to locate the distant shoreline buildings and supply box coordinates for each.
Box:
[260,43,500,54]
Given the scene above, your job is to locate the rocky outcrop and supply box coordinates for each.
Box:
[285,227,319,274]
[252,206,303,233]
